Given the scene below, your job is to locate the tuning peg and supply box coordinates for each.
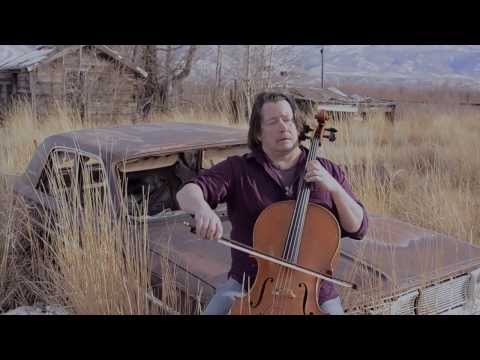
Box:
[323,133,336,142]
[325,127,337,133]
[303,124,314,134]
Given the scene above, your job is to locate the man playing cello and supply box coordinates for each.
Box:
[176,91,368,315]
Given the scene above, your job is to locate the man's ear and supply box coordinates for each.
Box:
[256,127,262,144]
[257,132,262,145]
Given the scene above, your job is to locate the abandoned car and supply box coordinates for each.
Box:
[8,122,480,315]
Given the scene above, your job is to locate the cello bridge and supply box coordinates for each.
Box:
[273,288,297,299]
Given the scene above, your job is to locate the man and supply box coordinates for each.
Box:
[176,92,368,315]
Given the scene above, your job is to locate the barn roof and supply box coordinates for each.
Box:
[0,45,148,78]
[0,46,55,71]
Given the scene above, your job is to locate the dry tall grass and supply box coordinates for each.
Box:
[4,159,158,314]
[320,103,480,245]
[1,96,479,314]
[0,100,87,175]
[0,101,210,314]
[148,102,248,130]
[0,175,19,311]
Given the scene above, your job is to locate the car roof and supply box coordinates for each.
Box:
[44,122,247,159]
[24,122,248,182]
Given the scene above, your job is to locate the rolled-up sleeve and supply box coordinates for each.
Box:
[341,200,368,240]
[180,157,235,210]
[326,160,369,240]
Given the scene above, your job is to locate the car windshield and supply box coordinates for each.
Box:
[117,152,198,217]
[116,145,248,217]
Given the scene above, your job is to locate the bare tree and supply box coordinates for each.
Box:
[215,45,223,91]
[137,45,197,116]
[140,45,159,116]
[244,45,252,118]
[224,45,302,121]
[113,45,304,119]
[266,45,307,87]
[157,45,197,112]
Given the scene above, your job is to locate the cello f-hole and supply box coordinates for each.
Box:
[299,282,314,315]
[250,277,274,308]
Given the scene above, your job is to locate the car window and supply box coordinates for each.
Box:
[37,150,77,198]
[118,153,191,217]
[77,154,108,205]
[201,145,249,169]
[116,146,248,217]
[37,149,107,206]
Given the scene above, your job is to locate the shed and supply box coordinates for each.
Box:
[0,45,148,122]
[275,86,397,122]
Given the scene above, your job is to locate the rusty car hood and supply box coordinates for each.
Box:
[147,212,480,304]
[148,214,232,291]
[339,214,480,285]
[335,215,480,309]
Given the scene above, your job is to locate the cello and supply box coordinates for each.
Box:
[229,111,346,315]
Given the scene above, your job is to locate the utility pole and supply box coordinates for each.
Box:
[215,45,222,90]
[321,46,324,89]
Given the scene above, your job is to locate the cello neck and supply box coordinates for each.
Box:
[282,113,328,263]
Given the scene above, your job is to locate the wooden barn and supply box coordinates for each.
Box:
[0,45,148,122]
[275,86,397,122]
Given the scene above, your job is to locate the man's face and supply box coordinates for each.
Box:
[259,100,299,155]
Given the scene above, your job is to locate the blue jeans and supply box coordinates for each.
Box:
[203,278,345,315]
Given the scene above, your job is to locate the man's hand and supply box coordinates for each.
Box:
[176,183,224,241]
[304,160,364,234]
[304,160,340,193]
[194,206,223,241]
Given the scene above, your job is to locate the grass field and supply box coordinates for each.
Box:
[0,97,479,314]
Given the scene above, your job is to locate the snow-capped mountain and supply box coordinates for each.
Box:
[298,45,480,89]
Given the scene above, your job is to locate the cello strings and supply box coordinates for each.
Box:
[278,155,313,312]
[285,137,318,263]
[280,171,312,314]
[283,185,311,314]
[272,183,303,312]
[272,149,312,312]
[273,176,305,312]
[278,138,320,314]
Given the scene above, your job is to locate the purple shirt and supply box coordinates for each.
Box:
[185,146,368,304]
